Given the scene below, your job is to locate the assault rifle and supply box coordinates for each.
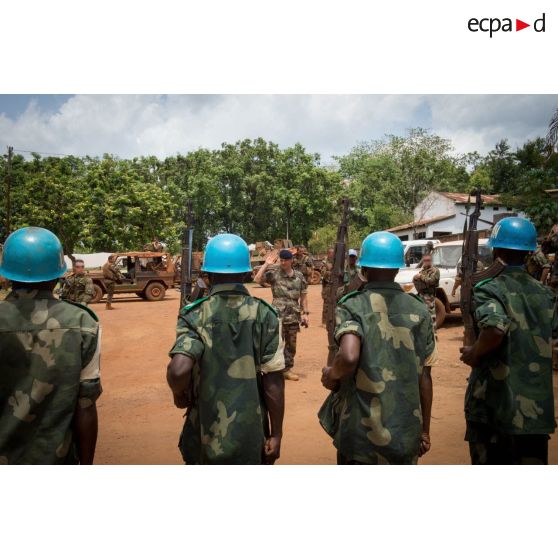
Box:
[180,202,194,308]
[326,198,350,365]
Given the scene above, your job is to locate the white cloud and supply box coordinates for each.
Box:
[0,94,556,161]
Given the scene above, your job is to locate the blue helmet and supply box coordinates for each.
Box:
[359,231,404,269]
[488,217,537,252]
[201,233,252,274]
[0,227,67,283]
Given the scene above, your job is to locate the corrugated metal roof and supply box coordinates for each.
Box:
[386,213,456,232]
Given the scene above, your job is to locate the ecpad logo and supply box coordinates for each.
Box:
[468,13,546,37]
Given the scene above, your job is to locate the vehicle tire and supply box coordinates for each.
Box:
[91,284,104,304]
[144,282,166,301]
[435,297,446,329]
[309,270,322,285]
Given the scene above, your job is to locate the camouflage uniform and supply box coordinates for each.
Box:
[0,278,10,301]
[321,260,334,324]
[169,284,285,464]
[337,264,359,299]
[264,268,307,371]
[293,252,314,283]
[60,272,95,305]
[464,268,558,464]
[318,282,435,464]
[102,261,124,304]
[0,289,102,464]
[413,265,440,329]
[526,249,551,282]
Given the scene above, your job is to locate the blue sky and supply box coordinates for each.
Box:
[0,94,556,162]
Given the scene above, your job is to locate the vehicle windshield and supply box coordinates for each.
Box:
[432,244,493,269]
[432,245,462,268]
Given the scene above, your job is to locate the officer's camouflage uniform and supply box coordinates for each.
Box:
[0,289,102,464]
[413,265,440,329]
[465,267,558,464]
[102,261,123,304]
[293,252,314,283]
[321,259,334,324]
[169,284,285,464]
[526,249,551,282]
[264,268,307,371]
[60,272,95,305]
[318,282,435,464]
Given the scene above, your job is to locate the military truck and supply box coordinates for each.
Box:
[88,251,176,303]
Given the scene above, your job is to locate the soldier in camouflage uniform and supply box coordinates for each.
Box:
[167,234,285,465]
[293,245,314,283]
[144,237,164,252]
[60,259,95,305]
[255,249,309,381]
[321,247,335,325]
[413,253,440,330]
[0,227,102,465]
[337,248,360,299]
[525,241,551,284]
[102,255,124,310]
[0,276,11,301]
[319,232,435,465]
[461,217,557,464]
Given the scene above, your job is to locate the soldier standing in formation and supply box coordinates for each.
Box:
[60,259,95,305]
[0,227,102,464]
[166,234,285,465]
[321,247,335,325]
[413,252,440,330]
[255,249,309,381]
[461,217,557,464]
[293,245,314,283]
[102,255,124,310]
[319,232,435,464]
[526,240,552,284]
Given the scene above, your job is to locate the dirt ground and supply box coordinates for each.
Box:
[94,285,558,465]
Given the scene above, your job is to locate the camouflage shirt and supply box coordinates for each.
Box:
[526,249,551,281]
[264,268,308,325]
[319,282,435,464]
[60,272,95,304]
[169,283,285,465]
[293,254,314,281]
[322,260,334,285]
[465,267,558,435]
[413,265,440,295]
[0,289,102,464]
[102,262,123,284]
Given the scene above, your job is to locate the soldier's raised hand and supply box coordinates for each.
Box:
[264,250,279,266]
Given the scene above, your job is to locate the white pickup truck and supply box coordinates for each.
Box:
[402,239,440,268]
[395,238,493,327]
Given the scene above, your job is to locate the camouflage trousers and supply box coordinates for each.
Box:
[105,281,115,303]
[420,293,437,332]
[466,422,549,465]
[282,321,300,371]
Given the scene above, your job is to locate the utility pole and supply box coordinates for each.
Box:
[5,146,13,240]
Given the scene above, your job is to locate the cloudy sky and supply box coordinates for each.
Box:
[0,95,556,162]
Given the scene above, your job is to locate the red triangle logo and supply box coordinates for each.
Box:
[516,19,530,31]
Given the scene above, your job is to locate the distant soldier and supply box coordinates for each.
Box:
[336,248,360,300]
[461,217,557,464]
[413,253,440,329]
[321,247,335,325]
[102,255,124,310]
[255,249,309,381]
[0,227,102,464]
[525,240,551,284]
[319,232,435,464]
[60,259,95,305]
[144,236,164,252]
[293,245,314,283]
[167,234,285,465]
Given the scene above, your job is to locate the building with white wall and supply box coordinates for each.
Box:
[386,192,524,241]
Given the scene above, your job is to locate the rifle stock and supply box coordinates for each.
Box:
[326,198,350,365]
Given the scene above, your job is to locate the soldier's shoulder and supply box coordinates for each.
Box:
[180,296,209,315]
[338,289,362,306]
[252,296,279,316]
[62,300,99,322]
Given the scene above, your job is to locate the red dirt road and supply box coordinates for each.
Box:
[94,285,558,464]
